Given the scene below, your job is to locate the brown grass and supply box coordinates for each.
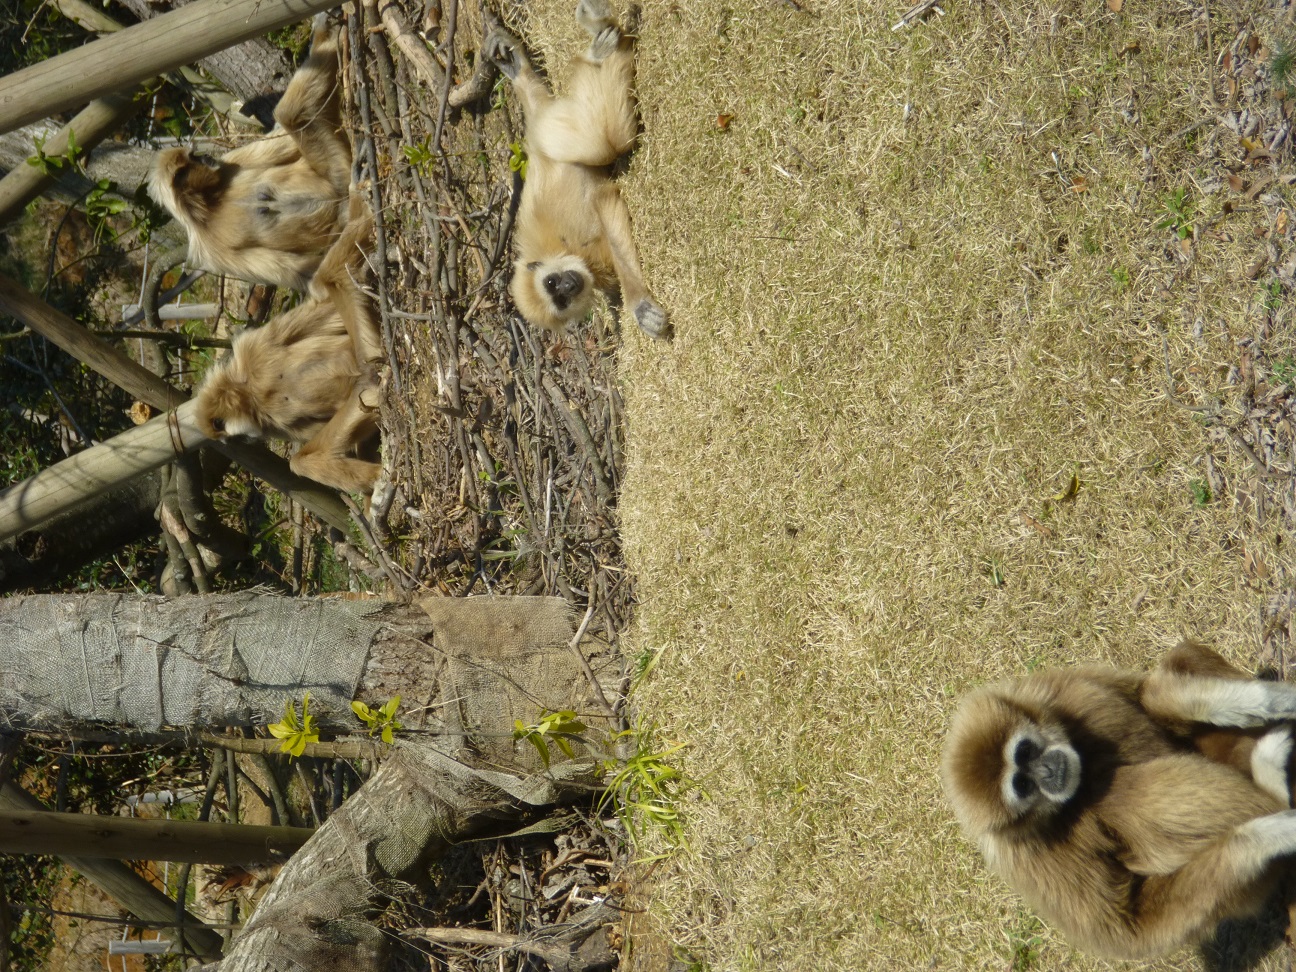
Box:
[497,0,1296,967]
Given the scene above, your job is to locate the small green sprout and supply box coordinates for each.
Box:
[513,709,587,767]
[267,692,320,758]
[508,140,528,179]
[352,695,403,744]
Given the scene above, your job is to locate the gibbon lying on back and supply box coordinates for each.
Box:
[193,209,383,495]
[942,641,1296,960]
[149,14,351,292]
[487,0,668,338]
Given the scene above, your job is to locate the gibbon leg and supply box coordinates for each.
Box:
[309,205,382,366]
[273,15,350,189]
[594,184,667,338]
[1128,810,1296,954]
[290,395,381,494]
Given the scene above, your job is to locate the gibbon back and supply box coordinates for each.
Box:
[149,14,352,292]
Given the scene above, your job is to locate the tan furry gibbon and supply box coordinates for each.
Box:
[941,641,1296,961]
[487,0,668,338]
[149,14,351,292]
[193,210,383,495]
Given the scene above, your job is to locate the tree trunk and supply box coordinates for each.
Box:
[0,401,205,544]
[0,783,225,959]
[0,0,337,135]
[0,472,160,592]
[111,0,294,101]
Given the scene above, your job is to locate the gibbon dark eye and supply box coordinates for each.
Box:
[256,206,271,218]
[210,417,225,433]
[256,189,273,202]
[1012,771,1036,799]
[1015,737,1042,766]
[544,273,562,293]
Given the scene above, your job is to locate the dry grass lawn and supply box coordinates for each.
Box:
[519,0,1296,967]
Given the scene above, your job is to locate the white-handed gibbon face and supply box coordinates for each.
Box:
[999,724,1082,819]
[509,255,597,332]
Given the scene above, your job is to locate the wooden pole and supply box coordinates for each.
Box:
[0,0,338,136]
[0,274,353,532]
[0,92,143,230]
[0,810,314,864]
[0,784,225,959]
[0,402,204,543]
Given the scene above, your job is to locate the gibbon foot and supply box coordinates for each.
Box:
[486,29,527,80]
[577,0,620,59]
[633,298,669,339]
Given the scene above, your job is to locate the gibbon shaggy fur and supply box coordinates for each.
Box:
[193,210,382,495]
[941,641,1296,961]
[149,14,352,292]
[487,0,668,338]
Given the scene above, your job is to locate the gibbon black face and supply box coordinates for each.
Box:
[999,725,1081,818]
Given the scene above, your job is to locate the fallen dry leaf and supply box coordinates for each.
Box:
[716,113,734,130]
[1227,173,1245,192]
[1107,0,1122,10]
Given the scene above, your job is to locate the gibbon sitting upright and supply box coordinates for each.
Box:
[149,14,351,292]
[193,209,383,495]
[942,641,1296,961]
[487,0,668,338]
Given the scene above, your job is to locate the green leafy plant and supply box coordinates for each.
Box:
[513,709,588,767]
[600,723,696,855]
[1189,479,1212,507]
[1273,355,1296,386]
[268,692,320,758]
[352,695,403,744]
[403,138,434,175]
[1156,188,1195,240]
[1273,38,1296,97]
[26,128,82,176]
[508,140,528,179]
[1005,910,1045,970]
[1110,265,1130,292]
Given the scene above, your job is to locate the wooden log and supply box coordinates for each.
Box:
[0,273,353,532]
[0,0,337,136]
[0,91,142,229]
[0,401,205,543]
[0,809,314,864]
[0,783,225,959]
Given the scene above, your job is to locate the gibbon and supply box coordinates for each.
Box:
[487,0,668,338]
[941,641,1296,961]
[149,14,352,292]
[193,210,383,495]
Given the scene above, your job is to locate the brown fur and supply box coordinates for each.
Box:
[487,0,667,338]
[942,641,1296,960]
[149,15,351,291]
[193,211,382,494]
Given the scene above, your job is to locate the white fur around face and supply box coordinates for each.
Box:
[220,415,263,440]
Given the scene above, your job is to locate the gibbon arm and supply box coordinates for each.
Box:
[308,206,382,366]
[290,394,381,494]
[1142,669,1296,727]
[1067,758,1292,958]
[593,184,667,338]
